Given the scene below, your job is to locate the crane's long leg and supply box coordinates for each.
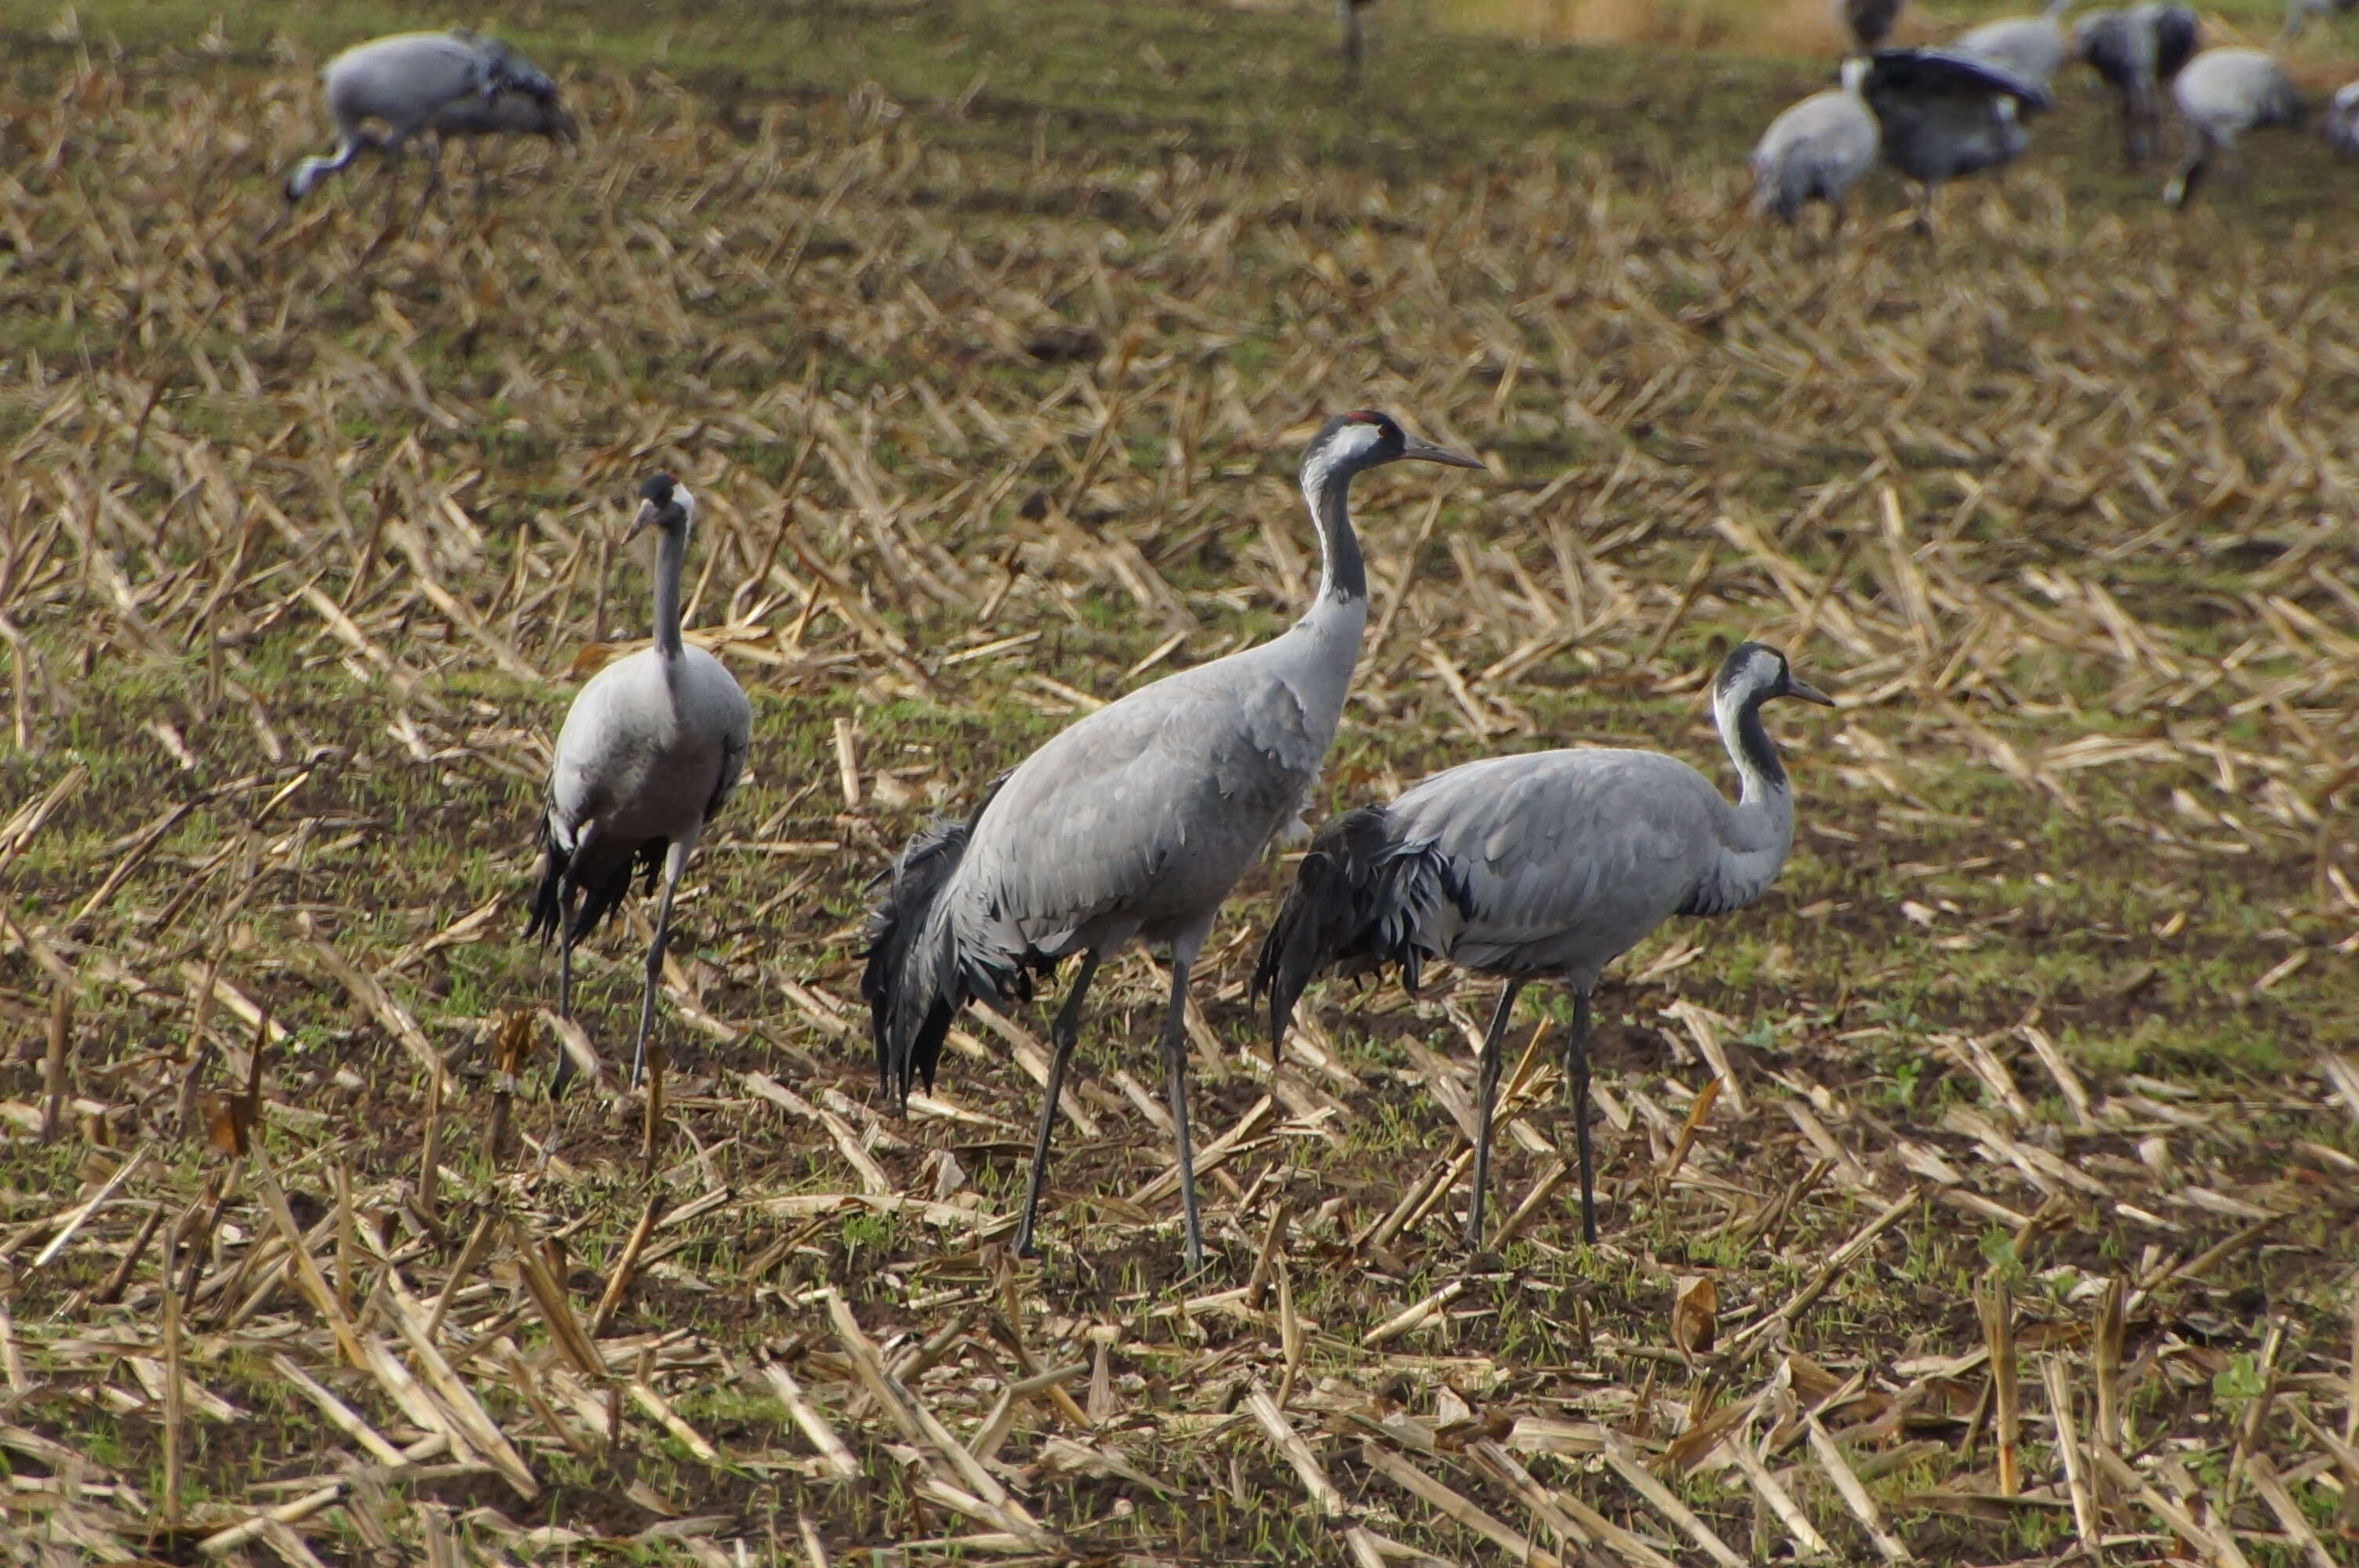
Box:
[1566,987,1598,1243]
[1158,942,1208,1274]
[1015,951,1100,1259]
[1464,978,1525,1251]
[629,840,689,1090]
[551,931,578,1097]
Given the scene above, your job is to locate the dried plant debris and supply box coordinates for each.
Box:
[0,2,2356,1564]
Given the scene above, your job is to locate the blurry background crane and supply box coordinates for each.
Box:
[1255,644,1833,1249]
[2328,80,2359,154]
[1954,0,2078,91]
[2071,2,2201,164]
[1837,0,1906,52]
[529,474,751,1094]
[1750,56,1880,228]
[2164,46,2304,206]
[864,412,1480,1275]
[285,30,572,212]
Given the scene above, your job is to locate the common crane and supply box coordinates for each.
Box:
[528,474,751,1093]
[1254,643,1833,1250]
[864,412,1481,1273]
[286,31,571,208]
[1750,57,1881,226]
[2328,81,2359,155]
[1865,46,2052,231]
[1955,0,2078,90]
[2164,47,2304,207]
[1837,0,1906,53]
[2071,3,2201,164]
[1750,49,2049,233]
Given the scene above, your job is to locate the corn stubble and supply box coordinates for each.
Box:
[0,32,2355,1568]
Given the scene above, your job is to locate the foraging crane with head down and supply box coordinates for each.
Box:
[1254,643,1833,1250]
[2163,45,2304,207]
[286,31,572,206]
[864,412,1481,1274]
[528,474,751,1093]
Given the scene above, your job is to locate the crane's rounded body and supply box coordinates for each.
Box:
[1750,60,1880,222]
[2165,48,2303,206]
[1954,0,2077,90]
[547,643,748,884]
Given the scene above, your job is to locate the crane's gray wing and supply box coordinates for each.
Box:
[1869,46,2055,111]
[1391,750,1729,958]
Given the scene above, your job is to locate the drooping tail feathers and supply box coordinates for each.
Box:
[860,818,973,1102]
[524,815,662,948]
[1250,805,1456,1058]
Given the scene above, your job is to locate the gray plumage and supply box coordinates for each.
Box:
[864,411,1480,1274]
[1865,46,2052,230]
[528,474,751,1093]
[1954,0,2078,89]
[1839,0,1906,52]
[2328,82,2359,156]
[2164,47,2305,208]
[1751,57,1881,224]
[286,31,573,205]
[2072,3,2201,164]
[1255,643,1833,1250]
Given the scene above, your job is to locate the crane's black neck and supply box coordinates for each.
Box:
[651,525,687,660]
[1734,695,1786,796]
[1714,681,1788,804]
[1307,463,1369,605]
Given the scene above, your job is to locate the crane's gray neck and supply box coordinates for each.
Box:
[652,525,687,661]
[1302,456,1369,607]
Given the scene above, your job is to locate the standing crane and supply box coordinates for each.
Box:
[2071,3,2201,165]
[529,474,751,1093]
[1837,0,1906,53]
[1749,49,2050,233]
[1954,0,2079,91]
[1254,643,1834,1250]
[2163,47,2304,207]
[864,412,1481,1273]
[285,31,572,210]
[1866,46,2052,231]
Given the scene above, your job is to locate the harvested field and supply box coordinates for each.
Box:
[2,1,2357,1563]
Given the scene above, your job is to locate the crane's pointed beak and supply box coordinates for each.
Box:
[1787,678,1836,707]
[623,500,658,545]
[1400,437,1484,470]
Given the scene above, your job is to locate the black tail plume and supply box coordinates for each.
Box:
[1251,806,1450,1058]
[525,815,572,945]
[862,818,972,1103]
[525,816,663,948]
